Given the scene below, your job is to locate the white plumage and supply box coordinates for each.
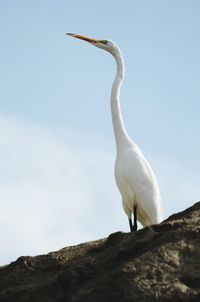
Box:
[115,144,162,227]
[67,33,162,231]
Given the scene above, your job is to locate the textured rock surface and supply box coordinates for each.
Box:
[1,202,200,302]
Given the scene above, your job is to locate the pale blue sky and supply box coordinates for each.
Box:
[0,1,200,264]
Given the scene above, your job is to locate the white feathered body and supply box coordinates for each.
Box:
[68,34,162,229]
[108,42,162,228]
[115,142,162,226]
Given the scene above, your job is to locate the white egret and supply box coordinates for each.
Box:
[67,33,162,231]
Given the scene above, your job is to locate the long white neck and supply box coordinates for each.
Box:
[111,48,131,153]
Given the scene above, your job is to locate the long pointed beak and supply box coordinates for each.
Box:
[66,33,98,44]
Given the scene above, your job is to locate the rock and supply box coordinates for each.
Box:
[1,202,200,302]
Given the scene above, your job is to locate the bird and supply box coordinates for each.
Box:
[67,33,162,232]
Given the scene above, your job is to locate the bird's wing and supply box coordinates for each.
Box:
[121,146,162,224]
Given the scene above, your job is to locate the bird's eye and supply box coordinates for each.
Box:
[100,40,108,45]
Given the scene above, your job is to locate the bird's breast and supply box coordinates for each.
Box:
[114,147,162,225]
[114,157,136,204]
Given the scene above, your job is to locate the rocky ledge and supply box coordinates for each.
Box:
[0,202,200,302]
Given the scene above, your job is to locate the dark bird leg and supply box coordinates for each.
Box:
[133,205,138,231]
[129,218,133,232]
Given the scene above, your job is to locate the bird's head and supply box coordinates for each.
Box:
[67,33,119,56]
